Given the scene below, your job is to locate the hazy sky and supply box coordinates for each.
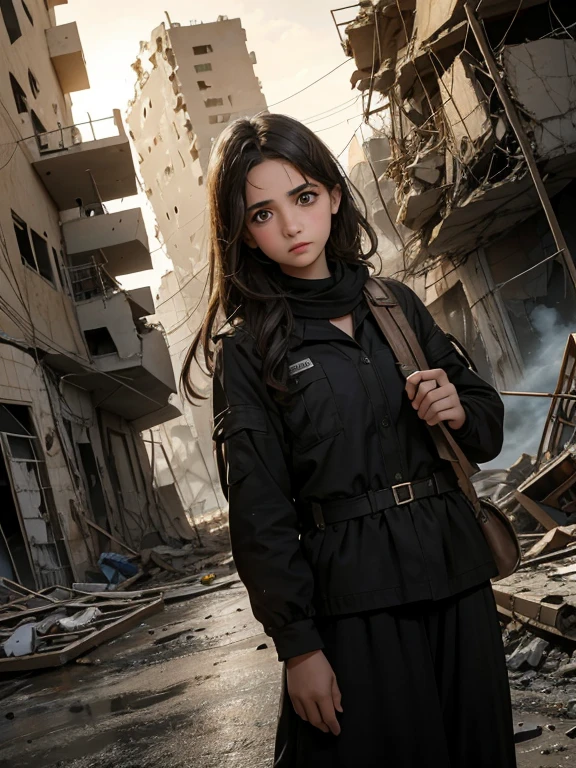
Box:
[55,2,361,292]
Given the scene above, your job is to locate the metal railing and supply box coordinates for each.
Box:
[33,115,119,156]
[67,259,121,303]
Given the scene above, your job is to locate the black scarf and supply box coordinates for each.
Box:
[276,260,369,319]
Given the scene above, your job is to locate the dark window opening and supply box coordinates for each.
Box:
[208,113,230,125]
[84,328,117,357]
[12,210,35,269]
[204,97,223,108]
[197,80,211,90]
[9,73,27,114]
[27,69,39,97]
[30,110,45,133]
[195,62,212,73]
[21,0,32,24]
[52,247,65,291]
[30,229,54,284]
[0,0,22,44]
[193,44,212,55]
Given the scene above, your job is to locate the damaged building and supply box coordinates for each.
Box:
[126,15,267,524]
[0,0,192,590]
[339,0,576,432]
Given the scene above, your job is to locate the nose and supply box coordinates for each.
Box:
[281,211,302,238]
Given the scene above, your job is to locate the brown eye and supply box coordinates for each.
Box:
[253,210,271,223]
[298,192,318,205]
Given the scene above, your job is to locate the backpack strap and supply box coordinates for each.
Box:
[363,277,481,514]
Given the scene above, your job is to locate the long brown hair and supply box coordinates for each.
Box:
[180,113,378,402]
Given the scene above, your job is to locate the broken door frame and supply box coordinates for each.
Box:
[0,425,73,589]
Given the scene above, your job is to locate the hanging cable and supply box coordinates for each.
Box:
[266,59,352,108]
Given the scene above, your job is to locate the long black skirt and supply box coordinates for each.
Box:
[274,582,516,768]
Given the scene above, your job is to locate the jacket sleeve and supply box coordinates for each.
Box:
[212,332,325,662]
[387,280,505,464]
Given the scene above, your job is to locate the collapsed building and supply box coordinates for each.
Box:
[0,0,192,591]
[126,15,267,523]
[340,0,576,419]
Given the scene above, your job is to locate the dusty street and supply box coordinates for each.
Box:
[0,577,573,768]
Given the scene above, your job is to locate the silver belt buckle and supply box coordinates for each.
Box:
[392,481,415,506]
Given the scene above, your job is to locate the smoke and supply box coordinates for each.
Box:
[483,305,574,469]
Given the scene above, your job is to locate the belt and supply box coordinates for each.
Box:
[303,471,456,530]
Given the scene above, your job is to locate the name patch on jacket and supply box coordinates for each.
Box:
[288,358,314,377]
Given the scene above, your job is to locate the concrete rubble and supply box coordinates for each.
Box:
[343,0,576,405]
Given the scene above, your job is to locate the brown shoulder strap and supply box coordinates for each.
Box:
[364,278,481,513]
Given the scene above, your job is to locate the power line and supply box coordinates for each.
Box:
[336,122,363,159]
[315,114,364,133]
[267,59,352,109]
[302,95,360,124]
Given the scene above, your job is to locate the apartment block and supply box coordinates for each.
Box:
[127,16,267,521]
[0,0,189,590]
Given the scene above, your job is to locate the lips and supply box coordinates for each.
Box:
[289,242,311,253]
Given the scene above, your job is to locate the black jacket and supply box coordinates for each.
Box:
[212,279,504,662]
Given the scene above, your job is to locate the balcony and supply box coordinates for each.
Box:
[56,264,179,428]
[46,22,89,94]
[63,208,152,277]
[31,111,137,210]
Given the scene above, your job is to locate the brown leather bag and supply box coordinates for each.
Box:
[364,278,521,580]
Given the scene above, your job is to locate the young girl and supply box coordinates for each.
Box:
[181,114,516,768]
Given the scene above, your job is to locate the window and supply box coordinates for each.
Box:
[30,229,54,283]
[195,63,212,73]
[204,97,223,108]
[9,73,27,114]
[0,0,22,44]
[208,113,231,125]
[28,69,39,97]
[84,328,117,356]
[193,44,212,55]
[12,210,34,268]
[21,0,32,24]
[30,110,45,134]
[52,247,65,292]
[30,110,47,150]
[197,80,211,90]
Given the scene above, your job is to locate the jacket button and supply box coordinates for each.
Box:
[361,356,371,364]
[381,417,390,428]
[394,472,403,481]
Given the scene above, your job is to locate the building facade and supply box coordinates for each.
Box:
[0,0,187,590]
[126,15,267,521]
[339,0,576,464]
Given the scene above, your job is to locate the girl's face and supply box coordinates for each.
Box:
[243,159,341,278]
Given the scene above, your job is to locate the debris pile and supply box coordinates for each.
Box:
[0,530,238,674]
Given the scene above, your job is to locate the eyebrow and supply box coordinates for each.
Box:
[246,181,318,214]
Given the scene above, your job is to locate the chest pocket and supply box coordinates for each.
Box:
[282,362,343,450]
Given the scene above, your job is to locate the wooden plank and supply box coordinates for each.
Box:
[80,514,138,556]
[115,570,145,592]
[0,597,164,673]
[514,491,559,531]
[0,577,59,604]
[541,470,576,506]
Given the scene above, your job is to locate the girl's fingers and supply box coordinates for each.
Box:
[418,393,457,421]
[411,379,437,410]
[304,701,330,733]
[291,697,307,721]
[331,676,343,713]
[405,368,449,401]
[318,694,341,736]
[425,407,462,426]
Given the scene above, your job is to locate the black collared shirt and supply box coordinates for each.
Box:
[212,279,504,661]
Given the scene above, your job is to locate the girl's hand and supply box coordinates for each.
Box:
[286,649,343,735]
[405,369,466,430]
